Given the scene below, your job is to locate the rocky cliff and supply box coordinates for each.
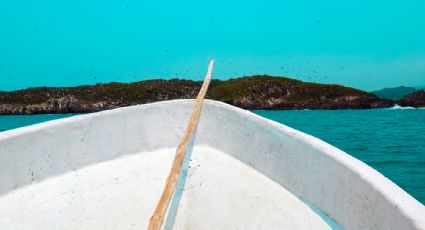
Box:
[398,89,425,108]
[0,75,395,114]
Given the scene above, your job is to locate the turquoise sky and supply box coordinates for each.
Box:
[0,0,424,91]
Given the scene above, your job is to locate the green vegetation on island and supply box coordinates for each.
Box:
[0,75,406,114]
[371,86,419,100]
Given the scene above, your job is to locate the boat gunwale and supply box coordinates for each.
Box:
[208,100,425,228]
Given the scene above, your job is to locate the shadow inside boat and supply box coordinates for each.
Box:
[163,126,198,230]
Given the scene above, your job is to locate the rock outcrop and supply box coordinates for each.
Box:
[398,89,425,108]
[0,76,395,114]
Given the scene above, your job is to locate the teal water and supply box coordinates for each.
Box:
[0,114,75,132]
[0,109,424,205]
[254,108,425,205]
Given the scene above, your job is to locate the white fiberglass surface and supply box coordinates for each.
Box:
[0,146,331,230]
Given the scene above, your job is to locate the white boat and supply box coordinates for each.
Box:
[0,99,424,229]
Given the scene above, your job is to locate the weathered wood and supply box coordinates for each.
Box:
[148,60,214,230]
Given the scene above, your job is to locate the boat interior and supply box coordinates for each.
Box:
[0,100,423,229]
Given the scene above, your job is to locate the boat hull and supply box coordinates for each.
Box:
[0,100,424,229]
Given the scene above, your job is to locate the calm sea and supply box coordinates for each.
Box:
[254,108,425,205]
[0,114,75,132]
[1,108,424,204]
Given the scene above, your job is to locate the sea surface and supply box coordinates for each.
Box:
[254,108,425,205]
[0,114,75,132]
[0,108,424,204]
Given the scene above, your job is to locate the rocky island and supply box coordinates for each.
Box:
[398,89,425,108]
[0,75,405,114]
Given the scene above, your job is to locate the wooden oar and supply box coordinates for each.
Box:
[148,60,215,230]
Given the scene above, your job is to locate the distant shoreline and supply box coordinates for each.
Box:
[1,75,424,115]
